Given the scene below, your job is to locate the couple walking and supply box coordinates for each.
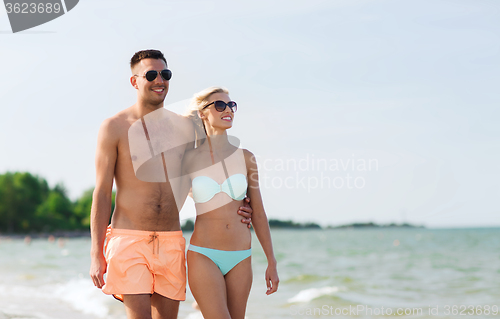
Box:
[89,49,278,319]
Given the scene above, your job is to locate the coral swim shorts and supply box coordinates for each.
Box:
[102,227,186,302]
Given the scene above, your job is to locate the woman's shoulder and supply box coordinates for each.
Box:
[241,149,258,168]
[241,148,255,159]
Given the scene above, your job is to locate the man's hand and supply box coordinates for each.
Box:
[238,196,253,228]
[90,253,107,289]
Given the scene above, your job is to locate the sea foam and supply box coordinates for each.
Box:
[52,278,111,318]
[288,286,340,303]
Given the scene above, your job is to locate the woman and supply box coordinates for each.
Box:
[182,87,279,318]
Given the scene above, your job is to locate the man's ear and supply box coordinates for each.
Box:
[130,75,138,89]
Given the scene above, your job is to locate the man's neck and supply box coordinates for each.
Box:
[132,100,164,118]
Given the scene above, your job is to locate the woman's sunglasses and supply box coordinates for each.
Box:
[134,69,172,82]
[202,100,237,113]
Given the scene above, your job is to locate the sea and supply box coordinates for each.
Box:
[0,228,498,319]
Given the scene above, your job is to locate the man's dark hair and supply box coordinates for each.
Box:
[130,49,167,69]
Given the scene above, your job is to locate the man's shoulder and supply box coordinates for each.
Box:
[151,109,193,135]
[173,113,194,131]
[99,110,131,140]
[170,113,195,142]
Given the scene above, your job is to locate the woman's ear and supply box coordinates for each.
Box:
[198,110,204,119]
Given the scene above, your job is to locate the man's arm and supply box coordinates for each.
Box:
[239,197,253,228]
[89,118,119,289]
[174,149,194,213]
[172,116,196,212]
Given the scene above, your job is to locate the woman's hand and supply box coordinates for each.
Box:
[265,262,279,295]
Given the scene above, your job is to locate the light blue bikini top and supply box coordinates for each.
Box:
[192,173,248,204]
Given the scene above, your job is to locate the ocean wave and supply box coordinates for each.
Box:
[52,278,112,318]
[0,278,114,318]
[185,311,204,319]
[287,286,340,303]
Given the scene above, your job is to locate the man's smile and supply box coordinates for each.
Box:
[152,87,165,94]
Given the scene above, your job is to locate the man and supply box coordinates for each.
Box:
[89,49,252,319]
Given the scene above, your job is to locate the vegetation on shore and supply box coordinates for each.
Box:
[0,172,112,234]
[327,222,425,229]
[266,220,423,230]
[268,219,321,229]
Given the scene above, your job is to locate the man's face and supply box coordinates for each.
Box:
[131,58,169,106]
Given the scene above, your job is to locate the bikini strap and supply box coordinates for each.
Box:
[206,135,215,165]
[206,135,235,198]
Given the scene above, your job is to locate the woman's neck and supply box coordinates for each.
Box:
[206,133,232,151]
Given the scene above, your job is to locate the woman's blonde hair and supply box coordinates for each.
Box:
[184,86,229,147]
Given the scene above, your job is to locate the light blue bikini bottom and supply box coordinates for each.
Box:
[188,244,252,276]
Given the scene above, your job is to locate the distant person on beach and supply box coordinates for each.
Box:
[89,49,253,319]
[181,87,279,319]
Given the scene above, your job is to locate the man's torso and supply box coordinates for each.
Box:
[109,107,193,231]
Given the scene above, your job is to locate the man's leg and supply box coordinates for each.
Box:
[122,294,152,319]
[151,293,180,319]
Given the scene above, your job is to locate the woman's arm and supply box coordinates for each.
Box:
[244,149,279,295]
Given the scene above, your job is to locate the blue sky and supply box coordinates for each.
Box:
[1,0,499,227]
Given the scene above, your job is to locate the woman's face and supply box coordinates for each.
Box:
[201,92,235,131]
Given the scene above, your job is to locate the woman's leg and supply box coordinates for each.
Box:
[187,250,231,319]
[224,256,253,319]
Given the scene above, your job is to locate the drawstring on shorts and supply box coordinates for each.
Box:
[148,232,159,255]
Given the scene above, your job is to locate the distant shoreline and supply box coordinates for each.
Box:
[267,220,425,230]
[327,222,425,229]
[0,220,425,238]
[2,223,500,239]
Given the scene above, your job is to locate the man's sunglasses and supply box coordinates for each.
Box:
[202,100,237,113]
[134,69,172,82]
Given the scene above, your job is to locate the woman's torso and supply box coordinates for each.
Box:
[186,146,251,250]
